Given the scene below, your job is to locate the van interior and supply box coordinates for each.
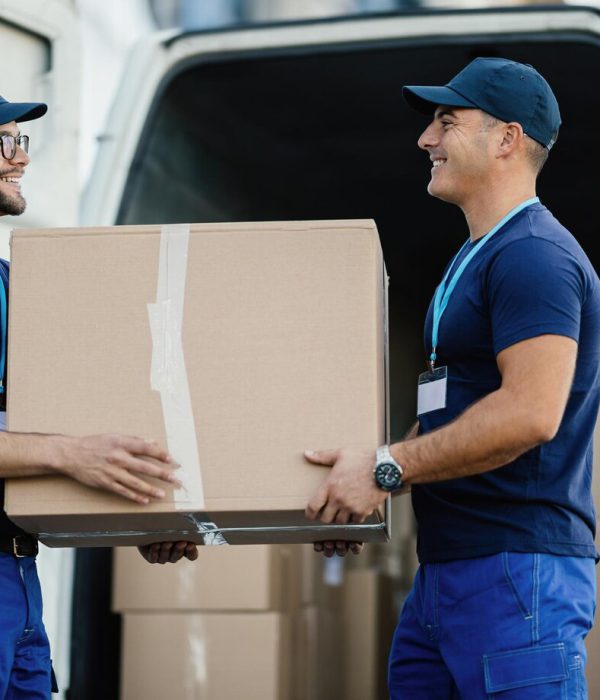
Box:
[118,33,599,434]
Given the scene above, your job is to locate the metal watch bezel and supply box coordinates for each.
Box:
[374,445,403,492]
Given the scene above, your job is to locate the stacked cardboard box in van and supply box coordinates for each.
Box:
[114,545,299,700]
[113,545,395,699]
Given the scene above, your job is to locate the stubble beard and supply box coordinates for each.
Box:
[0,185,26,216]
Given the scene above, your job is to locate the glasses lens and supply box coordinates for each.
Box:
[17,135,29,154]
[0,136,15,160]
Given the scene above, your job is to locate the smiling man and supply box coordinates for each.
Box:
[305,58,600,698]
[0,97,198,699]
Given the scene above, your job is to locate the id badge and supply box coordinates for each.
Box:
[417,366,447,416]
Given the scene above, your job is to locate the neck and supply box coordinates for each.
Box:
[462,186,537,241]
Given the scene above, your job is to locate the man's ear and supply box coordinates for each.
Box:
[498,122,524,157]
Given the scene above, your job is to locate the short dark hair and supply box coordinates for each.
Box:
[524,135,549,175]
[480,113,550,175]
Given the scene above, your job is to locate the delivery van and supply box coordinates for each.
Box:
[83,3,600,427]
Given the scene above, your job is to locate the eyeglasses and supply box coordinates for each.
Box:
[0,135,29,160]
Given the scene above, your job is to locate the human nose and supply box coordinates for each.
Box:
[417,121,439,151]
[10,143,29,166]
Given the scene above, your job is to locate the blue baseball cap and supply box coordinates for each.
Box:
[0,96,47,124]
[403,57,561,150]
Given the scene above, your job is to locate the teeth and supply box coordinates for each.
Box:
[0,178,19,183]
[432,160,445,167]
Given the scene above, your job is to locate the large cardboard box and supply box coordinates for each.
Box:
[120,612,291,700]
[113,544,302,612]
[5,220,389,546]
[342,569,395,700]
[292,605,344,700]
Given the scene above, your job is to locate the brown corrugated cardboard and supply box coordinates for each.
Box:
[112,544,302,612]
[120,612,291,700]
[342,568,395,700]
[299,544,345,609]
[293,606,344,700]
[5,220,388,546]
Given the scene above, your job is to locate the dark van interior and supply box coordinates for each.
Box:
[118,19,599,434]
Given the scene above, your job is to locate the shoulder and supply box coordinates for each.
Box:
[498,204,587,262]
[487,205,596,298]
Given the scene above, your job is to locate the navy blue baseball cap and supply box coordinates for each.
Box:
[0,96,47,124]
[403,57,561,150]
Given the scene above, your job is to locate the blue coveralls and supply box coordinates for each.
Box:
[0,259,56,698]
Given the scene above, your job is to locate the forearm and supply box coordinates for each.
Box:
[0,431,66,477]
[391,387,550,485]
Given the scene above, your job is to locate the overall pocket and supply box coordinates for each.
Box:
[483,643,570,698]
[501,552,534,622]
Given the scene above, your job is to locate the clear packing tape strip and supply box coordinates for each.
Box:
[36,517,390,546]
[147,223,205,509]
[38,517,230,546]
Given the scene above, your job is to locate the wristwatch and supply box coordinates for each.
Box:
[374,445,403,492]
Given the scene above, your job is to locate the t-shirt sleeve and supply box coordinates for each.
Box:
[487,237,586,355]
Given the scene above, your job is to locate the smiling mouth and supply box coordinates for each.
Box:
[432,159,446,168]
[0,177,20,185]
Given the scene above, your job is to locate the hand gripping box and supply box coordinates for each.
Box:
[5,220,389,546]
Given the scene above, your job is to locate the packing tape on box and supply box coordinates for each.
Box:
[147,223,205,509]
[186,514,229,545]
[37,518,388,546]
[37,518,228,546]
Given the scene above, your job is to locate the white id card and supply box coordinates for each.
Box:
[417,366,447,416]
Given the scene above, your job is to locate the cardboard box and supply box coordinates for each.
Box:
[120,612,291,700]
[300,544,346,609]
[342,569,395,700]
[292,606,344,700]
[5,220,389,546]
[112,544,302,612]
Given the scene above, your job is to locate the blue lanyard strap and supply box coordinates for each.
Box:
[430,197,539,369]
[0,272,6,393]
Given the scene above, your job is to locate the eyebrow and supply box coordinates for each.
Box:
[435,109,458,120]
[0,130,20,137]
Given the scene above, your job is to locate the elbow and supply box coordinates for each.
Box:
[528,414,561,445]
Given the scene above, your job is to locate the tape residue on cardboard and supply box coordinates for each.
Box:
[147,223,205,508]
[186,514,228,546]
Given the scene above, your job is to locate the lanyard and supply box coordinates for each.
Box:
[0,269,6,393]
[430,197,539,370]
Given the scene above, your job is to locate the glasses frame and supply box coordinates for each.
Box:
[0,135,29,161]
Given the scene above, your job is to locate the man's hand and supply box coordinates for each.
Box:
[137,541,198,564]
[313,540,364,557]
[304,448,386,524]
[54,434,181,505]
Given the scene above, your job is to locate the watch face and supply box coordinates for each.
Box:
[376,462,401,490]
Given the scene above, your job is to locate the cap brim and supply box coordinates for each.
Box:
[402,85,477,114]
[13,103,47,123]
[0,102,48,125]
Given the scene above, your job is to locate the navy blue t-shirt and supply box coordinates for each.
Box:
[0,259,25,538]
[414,202,600,563]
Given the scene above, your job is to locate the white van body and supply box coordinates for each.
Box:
[82,7,600,226]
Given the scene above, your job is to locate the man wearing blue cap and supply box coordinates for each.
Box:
[0,97,198,698]
[305,57,599,698]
